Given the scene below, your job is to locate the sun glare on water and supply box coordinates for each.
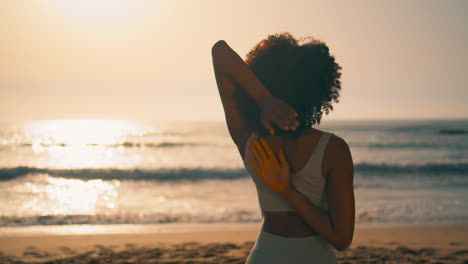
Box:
[14,119,148,223]
[26,119,149,169]
[23,176,119,215]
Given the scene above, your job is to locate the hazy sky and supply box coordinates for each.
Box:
[1,0,467,123]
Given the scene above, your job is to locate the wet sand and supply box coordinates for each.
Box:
[1,224,467,263]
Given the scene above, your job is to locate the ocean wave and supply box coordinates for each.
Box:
[439,129,468,135]
[1,162,467,181]
[118,142,203,148]
[354,162,468,174]
[10,140,465,150]
[0,167,248,181]
[361,141,467,150]
[366,142,442,149]
[0,212,261,227]
[0,141,206,149]
[2,207,467,227]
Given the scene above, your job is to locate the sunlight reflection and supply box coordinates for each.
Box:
[27,119,145,146]
[23,175,120,215]
[26,119,149,168]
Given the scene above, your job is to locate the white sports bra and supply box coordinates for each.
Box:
[243,130,333,212]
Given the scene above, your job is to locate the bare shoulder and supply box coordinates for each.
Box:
[324,133,354,175]
[328,134,351,155]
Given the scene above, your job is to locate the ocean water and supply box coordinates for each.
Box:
[0,119,467,228]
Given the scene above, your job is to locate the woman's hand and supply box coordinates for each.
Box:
[259,96,300,135]
[247,137,293,193]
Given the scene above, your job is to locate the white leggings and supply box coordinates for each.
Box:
[246,230,338,264]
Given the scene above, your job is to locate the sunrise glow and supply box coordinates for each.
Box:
[44,0,155,27]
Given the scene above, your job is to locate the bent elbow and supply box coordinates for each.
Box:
[211,40,227,56]
[332,236,353,251]
[333,241,350,251]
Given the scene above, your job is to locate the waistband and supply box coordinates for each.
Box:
[258,229,325,242]
[251,230,338,263]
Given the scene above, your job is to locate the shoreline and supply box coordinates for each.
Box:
[2,221,466,236]
[1,224,467,263]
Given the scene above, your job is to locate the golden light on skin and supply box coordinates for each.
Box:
[44,0,155,28]
[26,119,149,168]
[22,175,120,215]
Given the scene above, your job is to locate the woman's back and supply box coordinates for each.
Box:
[212,34,354,262]
[243,128,334,237]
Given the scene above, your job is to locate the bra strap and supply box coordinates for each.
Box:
[313,132,333,161]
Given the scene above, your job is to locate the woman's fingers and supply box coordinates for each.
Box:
[261,119,275,135]
[249,155,269,182]
[247,157,261,174]
[278,148,287,167]
[253,138,269,161]
[272,112,291,130]
[259,138,278,163]
[259,96,299,133]
[281,101,297,118]
[281,110,299,130]
[250,142,264,164]
[280,102,299,127]
[262,111,298,133]
[286,105,298,119]
[272,109,299,131]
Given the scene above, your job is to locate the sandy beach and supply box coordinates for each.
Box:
[1,224,467,264]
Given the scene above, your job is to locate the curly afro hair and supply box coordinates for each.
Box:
[233,32,342,138]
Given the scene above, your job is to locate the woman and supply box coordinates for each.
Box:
[211,32,355,263]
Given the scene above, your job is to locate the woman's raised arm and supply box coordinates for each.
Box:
[211,40,299,156]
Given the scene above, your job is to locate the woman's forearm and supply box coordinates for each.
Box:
[211,40,272,104]
[279,186,351,250]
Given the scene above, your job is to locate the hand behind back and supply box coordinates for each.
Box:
[247,137,292,193]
